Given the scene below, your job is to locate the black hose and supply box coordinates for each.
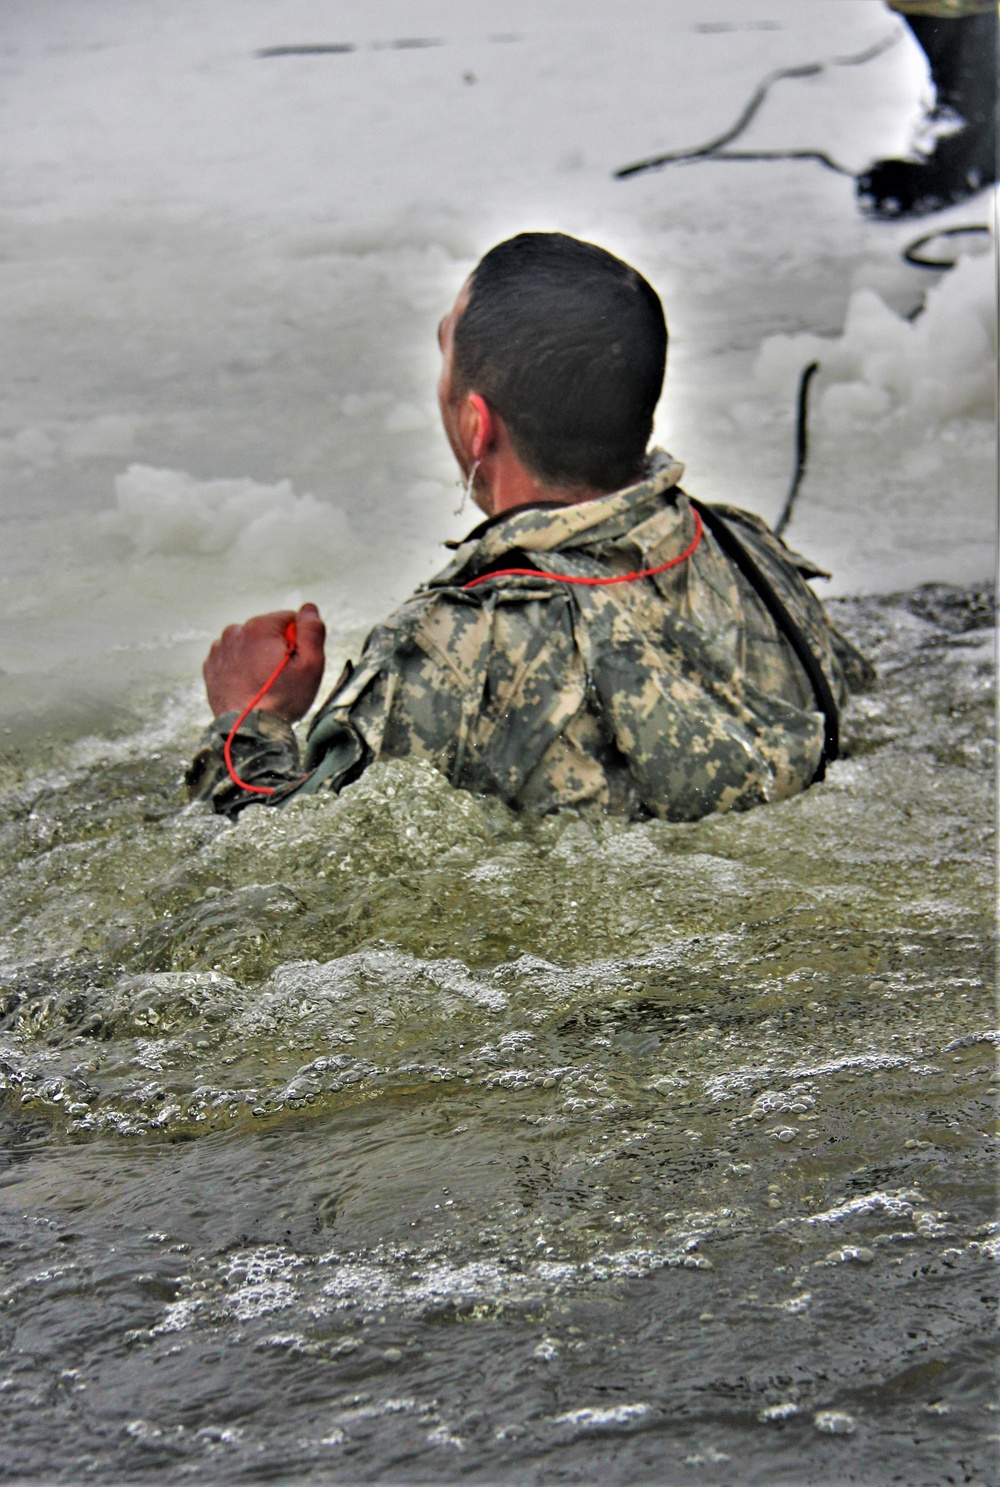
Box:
[902,224,991,268]
[770,218,989,528]
[774,361,820,538]
[644,149,853,176]
[768,227,989,527]
[614,33,899,181]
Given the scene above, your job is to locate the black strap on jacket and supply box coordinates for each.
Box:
[689,499,839,782]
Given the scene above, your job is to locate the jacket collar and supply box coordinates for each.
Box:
[443,498,572,549]
[430,449,685,587]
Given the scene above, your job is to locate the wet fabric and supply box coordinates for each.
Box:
[187,452,868,823]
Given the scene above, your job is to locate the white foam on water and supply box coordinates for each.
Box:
[552,1403,651,1431]
[760,1401,801,1422]
[131,1228,734,1352]
[801,1190,923,1226]
[814,1410,858,1435]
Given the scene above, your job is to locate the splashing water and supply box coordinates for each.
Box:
[0,5,995,1480]
[0,582,994,1484]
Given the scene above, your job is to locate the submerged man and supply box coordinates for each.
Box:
[189,233,868,823]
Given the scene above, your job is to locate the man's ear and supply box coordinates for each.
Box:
[464,392,495,463]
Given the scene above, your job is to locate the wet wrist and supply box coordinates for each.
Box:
[209,709,297,744]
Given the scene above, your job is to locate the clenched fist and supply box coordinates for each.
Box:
[203,603,326,723]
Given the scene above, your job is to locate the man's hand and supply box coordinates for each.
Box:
[203,603,326,723]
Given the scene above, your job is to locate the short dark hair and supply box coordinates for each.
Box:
[452,233,667,492]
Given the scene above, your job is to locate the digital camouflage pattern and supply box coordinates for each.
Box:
[187,452,871,823]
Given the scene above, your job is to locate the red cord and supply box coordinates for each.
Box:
[223,619,298,796]
[223,511,702,796]
[461,507,703,590]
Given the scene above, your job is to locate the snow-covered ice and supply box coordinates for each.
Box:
[0,0,994,738]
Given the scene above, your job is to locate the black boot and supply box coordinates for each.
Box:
[857,7,997,218]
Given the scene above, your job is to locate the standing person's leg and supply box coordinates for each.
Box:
[857,3,997,217]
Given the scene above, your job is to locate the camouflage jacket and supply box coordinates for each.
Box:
[187,451,868,823]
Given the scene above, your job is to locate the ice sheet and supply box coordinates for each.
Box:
[0,0,994,738]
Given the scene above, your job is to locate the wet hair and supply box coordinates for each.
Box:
[452,232,667,492]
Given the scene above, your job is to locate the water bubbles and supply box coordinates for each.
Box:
[823,1246,875,1265]
[813,1410,857,1436]
[195,1426,242,1446]
[749,1086,815,1121]
[219,1249,304,1321]
[532,1337,561,1361]
[774,1292,811,1314]
[425,1425,464,1450]
[123,1419,166,1445]
[553,1403,650,1432]
[759,1402,800,1423]
[255,1332,308,1352]
[801,1190,922,1227]
[914,1210,953,1238]
[684,1445,731,1465]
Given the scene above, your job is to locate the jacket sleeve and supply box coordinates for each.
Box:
[185,584,590,818]
[299,591,492,793]
[296,585,597,810]
[182,589,477,819]
[185,709,307,817]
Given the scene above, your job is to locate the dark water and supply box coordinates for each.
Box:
[0,583,996,1485]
